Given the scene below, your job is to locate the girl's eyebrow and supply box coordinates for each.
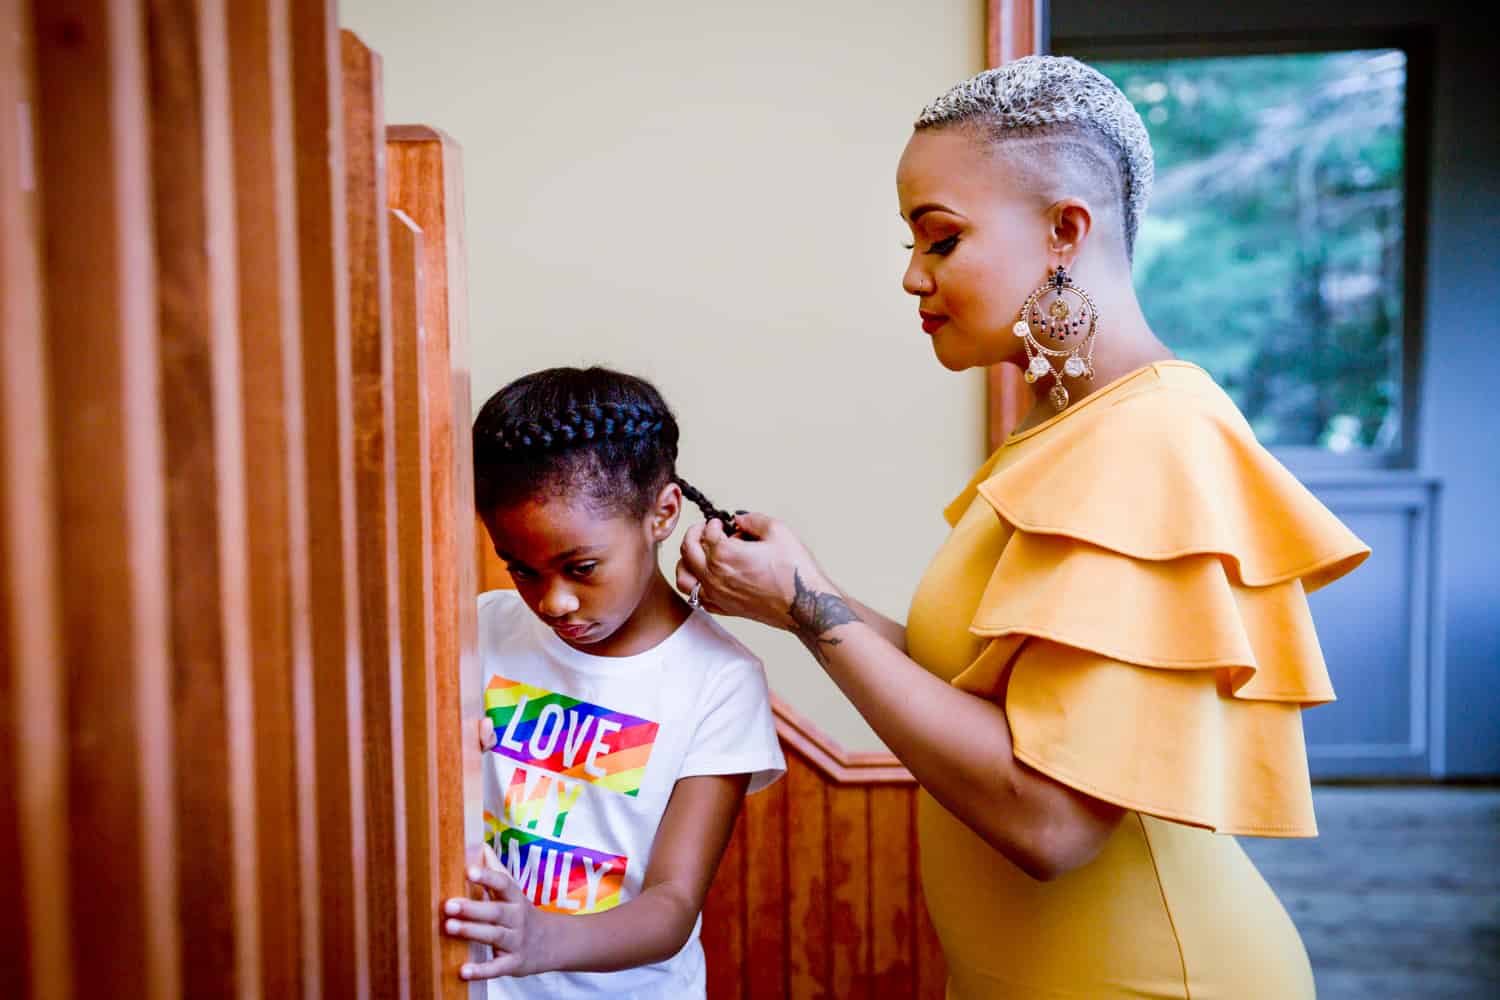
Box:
[498,545,605,564]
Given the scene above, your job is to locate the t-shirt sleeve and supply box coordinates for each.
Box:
[679,655,786,794]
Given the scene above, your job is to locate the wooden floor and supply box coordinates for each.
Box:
[1240,786,1500,1000]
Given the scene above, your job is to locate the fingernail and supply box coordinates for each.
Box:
[468,866,482,880]
[460,965,472,979]
[446,919,459,932]
[445,900,460,915]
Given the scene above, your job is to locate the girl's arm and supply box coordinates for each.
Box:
[678,513,1122,881]
[444,772,749,980]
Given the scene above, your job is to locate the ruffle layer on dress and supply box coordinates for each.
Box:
[947,375,1369,837]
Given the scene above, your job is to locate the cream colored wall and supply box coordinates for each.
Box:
[344,0,985,750]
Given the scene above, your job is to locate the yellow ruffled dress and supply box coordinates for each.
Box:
[907,361,1368,999]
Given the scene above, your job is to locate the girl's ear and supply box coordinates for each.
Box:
[646,480,684,543]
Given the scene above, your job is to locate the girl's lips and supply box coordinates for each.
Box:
[920,312,948,334]
[552,622,595,640]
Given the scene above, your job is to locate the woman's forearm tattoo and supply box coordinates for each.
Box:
[789,569,860,665]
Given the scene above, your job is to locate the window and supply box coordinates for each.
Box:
[1081,49,1411,458]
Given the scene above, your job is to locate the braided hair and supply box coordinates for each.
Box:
[473,366,736,530]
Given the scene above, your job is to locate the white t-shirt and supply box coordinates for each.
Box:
[477,590,785,999]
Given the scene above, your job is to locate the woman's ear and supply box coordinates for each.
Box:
[646,480,683,543]
[1048,198,1094,260]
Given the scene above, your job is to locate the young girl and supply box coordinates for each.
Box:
[442,366,784,996]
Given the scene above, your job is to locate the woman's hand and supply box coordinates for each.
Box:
[443,850,557,980]
[675,512,833,631]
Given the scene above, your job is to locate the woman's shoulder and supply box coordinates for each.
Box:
[975,362,1367,591]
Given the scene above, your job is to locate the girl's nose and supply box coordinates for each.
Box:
[538,582,579,619]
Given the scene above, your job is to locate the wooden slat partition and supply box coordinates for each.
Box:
[10,3,480,996]
[386,125,485,1000]
[701,699,946,999]
[226,0,318,994]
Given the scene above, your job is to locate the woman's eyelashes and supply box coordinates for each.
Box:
[902,234,960,256]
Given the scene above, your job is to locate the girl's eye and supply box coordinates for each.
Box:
[926,234,959,256]
[568,562,598,579]
[506,565,537,582]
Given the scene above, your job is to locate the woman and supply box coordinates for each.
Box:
[675,57,1368,998]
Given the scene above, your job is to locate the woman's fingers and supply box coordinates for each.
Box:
[730,511,774,538]
[679,521,708,575]
[702,515,729,555]
[675,564,700,599]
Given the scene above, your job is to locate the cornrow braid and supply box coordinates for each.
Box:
[473,366,740,532]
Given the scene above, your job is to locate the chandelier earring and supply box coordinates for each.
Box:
[1011,264,1100,411]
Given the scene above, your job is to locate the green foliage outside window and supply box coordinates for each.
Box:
[1092,50,1406,451]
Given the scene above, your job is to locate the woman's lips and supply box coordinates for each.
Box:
[920,311,948,334]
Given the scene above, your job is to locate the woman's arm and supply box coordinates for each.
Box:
[443,772,748,979]
[679,514,1122,881]
[836,590,907,652]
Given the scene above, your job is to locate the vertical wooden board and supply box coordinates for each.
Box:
[341,29,407,998]
[0,6,69,996]
[144,0,264,993]
[786,754,829,1000]
[386,126,482,998]
[290,0,370,993]
[225,0,316,994]
[703,810,746,999]
[868,786,914,998]
[745,776,789,999]
[390,207,441,1000]
[31,1,182,996]
[828,787,870,1000]
[912,794,947,1000]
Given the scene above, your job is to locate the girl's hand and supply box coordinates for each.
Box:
[675,512,834,631]
[443,856,555,980]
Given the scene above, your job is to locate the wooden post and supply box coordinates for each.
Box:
[290,1,370,993]
[143,0,263,992]
[28,0,181,995]
[342,28,410,998]
[386,125,483,998]
[984,0,1048,451]
[0,5,68,996]
[390,207,442,1000]
[226,0,319,993]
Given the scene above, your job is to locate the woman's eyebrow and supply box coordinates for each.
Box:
[905,203,957,223]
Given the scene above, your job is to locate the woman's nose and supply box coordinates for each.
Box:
[903,258,934,297]
[538,581,580,619]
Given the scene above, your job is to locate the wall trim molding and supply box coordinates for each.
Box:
[772,696,914,785]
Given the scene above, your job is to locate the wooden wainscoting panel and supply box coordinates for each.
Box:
[745,773,789,999]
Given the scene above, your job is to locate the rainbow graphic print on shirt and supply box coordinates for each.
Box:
[485,811,628,915]
[484,675,659,797]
